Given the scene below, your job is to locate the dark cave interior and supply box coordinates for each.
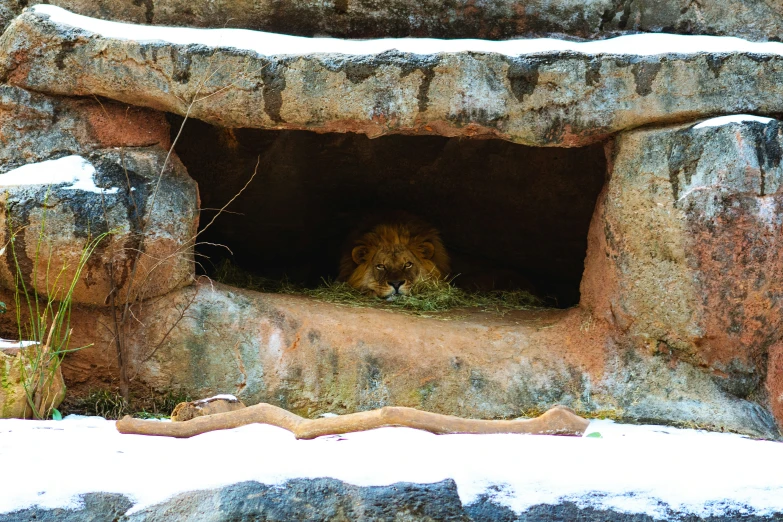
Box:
[171,116,606,308]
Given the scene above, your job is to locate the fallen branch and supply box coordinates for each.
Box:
[115,404,589,439]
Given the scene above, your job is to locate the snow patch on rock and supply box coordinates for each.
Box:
[0,155,119,194]
[195,394,239,404]
[693,114,775,129]
[31,4,783,58]
[0,339,37,350]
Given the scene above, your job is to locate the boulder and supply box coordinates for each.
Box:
[0,148,199,305]
[170,395,246,421]
[6,7,783,147]
[767,342,783,433]
[0,343,65,419]
[5,0,783,42]
[0,492,133,522]
[50,280,780,439]
[0,85,195,305]
[582,116,783,407]
[0,84,170,168]
[125,479,468,522]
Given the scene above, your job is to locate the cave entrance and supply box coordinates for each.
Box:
[171,116,606,308]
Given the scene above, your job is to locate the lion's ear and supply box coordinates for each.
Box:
[418,241,435,260]
[352,245,370,264]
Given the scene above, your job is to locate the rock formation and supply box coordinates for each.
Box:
[6,7,783,148]
[0,2,778,442]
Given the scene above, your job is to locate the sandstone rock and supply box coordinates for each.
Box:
[0,0,22,36]
[171,395,246,421]
[48,280,780,439]
[7,0,783,42]
[0,343,65,419]
[0,85,171,167]
[767,343,783,433]
[582,117,783,406]
[0,85,194,305]
[6,7,783,147]
[0,148,199,306]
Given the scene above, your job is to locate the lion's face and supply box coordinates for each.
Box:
[339,221,450,299]
[351,243,435,298]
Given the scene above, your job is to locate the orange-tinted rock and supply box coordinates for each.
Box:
[0,86,196,305]
[0,343,66,419]
[767,343,783,433]
[583,117,783,406]
[171,395,246,421]
[0,149,198,305]
[0,85,169,166]
[30,280,778,438]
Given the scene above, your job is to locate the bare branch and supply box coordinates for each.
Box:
[116,404,590,440]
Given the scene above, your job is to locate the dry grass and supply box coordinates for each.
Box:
[212,259,540,316]
[61,388,191,420]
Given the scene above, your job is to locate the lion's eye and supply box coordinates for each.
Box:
[404,262,413,269]
[376,264,385,271]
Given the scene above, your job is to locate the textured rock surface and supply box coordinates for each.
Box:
[170,396,246,421]
[0,85,195,305]
[0,345,65,418]
[0,2,780,439]
[0,148,198,305]
[767,342,783,433]
[0,493,133,522]
[465,499,783,522]
[3,480,782,521]
[32,280,778,439]
[7,9,783,147]
[0,85,170,168]
[4,0,783,42]
[125,479,468,521]
[582,118,783,415]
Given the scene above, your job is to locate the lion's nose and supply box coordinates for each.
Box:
[388,280,404,292]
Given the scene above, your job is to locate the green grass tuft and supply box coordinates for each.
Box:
[212,259,541,316]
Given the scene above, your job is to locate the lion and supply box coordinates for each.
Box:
[338,215,450,299]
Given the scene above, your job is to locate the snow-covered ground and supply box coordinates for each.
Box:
[32,4,783,58]
[1,415,782,519]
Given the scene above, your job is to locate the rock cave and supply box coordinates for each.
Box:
[176,117,607,307]
[0,1,781,445]
[3,1,783,519]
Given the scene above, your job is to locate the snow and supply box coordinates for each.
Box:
[1,416,782,518]
[0,339,36,350]
[195,394,239,404]
[693,114,775,129]
[31,4,783,58]
[0,155,119,194]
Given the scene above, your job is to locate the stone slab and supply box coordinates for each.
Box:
[0,84,170,170]
[6,8,783,146]
[6,0,783,42]
[39,280,780,439]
